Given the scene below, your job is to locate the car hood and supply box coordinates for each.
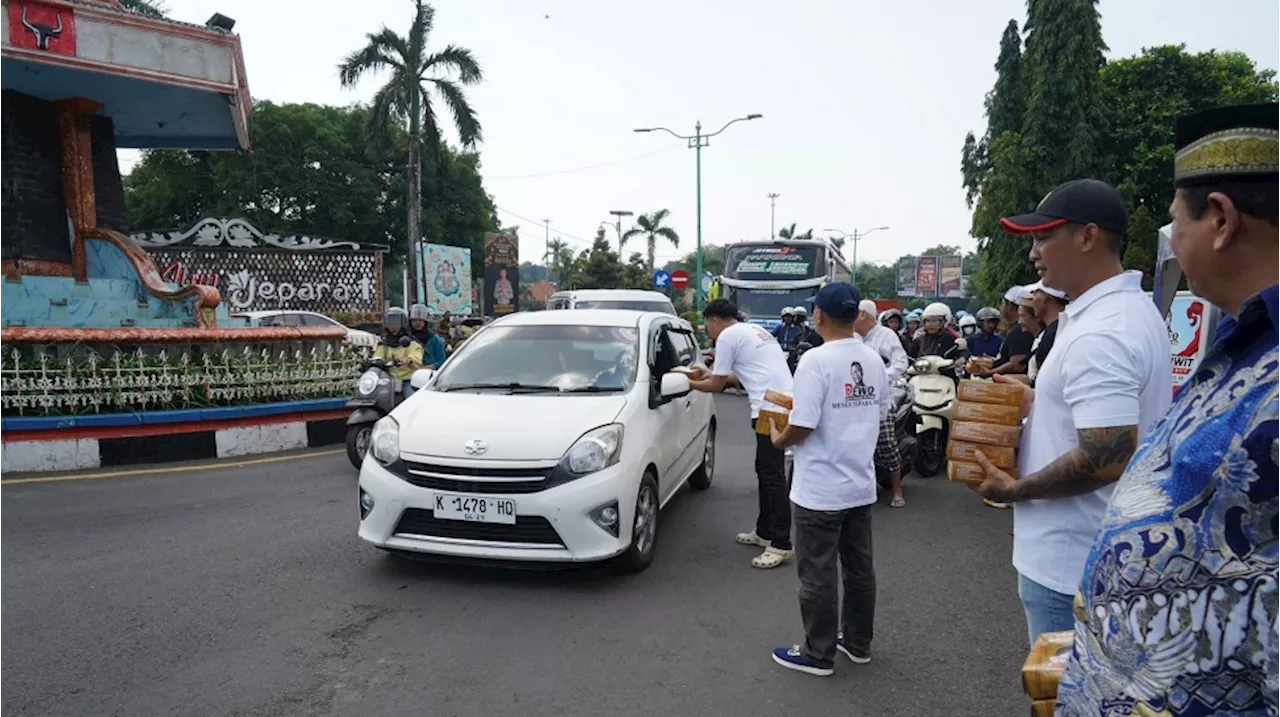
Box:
[395,391,629,461]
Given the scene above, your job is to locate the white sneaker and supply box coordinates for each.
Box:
[735,530,769,547]
[751,546,794,569]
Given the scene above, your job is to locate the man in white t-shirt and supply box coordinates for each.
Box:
[687,299,796,568]
[766,283,889,676]
[973,178,1172,645]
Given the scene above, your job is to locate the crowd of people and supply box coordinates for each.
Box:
[690,102,1277,717]
[370,304,486,399]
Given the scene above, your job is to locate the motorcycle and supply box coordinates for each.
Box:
[877,376,917,488]
[345,336,415,470]
[907,338,967,477]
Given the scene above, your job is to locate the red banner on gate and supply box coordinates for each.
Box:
[8,1,77,56]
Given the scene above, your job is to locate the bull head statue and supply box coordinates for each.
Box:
[21,6,64,51]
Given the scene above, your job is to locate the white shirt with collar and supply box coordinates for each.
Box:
[1013,271,1172,596]
[860,323,910,381]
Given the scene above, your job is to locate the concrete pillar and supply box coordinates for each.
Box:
[55,97,103,282]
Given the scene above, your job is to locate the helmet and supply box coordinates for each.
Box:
[793,306,808,319]
[383,307,408,333]
[880,308,903,326]
[922,302,952,323]
[976,307,1000,322]
[959,314,977,335]
[907,308,922,321]
[781,307,795,317]
[955,310,969,319]
[409,303,429,321]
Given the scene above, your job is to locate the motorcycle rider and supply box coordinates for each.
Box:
[912,302,959,360]
[773,307,805,354]
[958,314,978,339]
[408,304,447,370]
[374,307,424,399]
[903,311,921,344]
[967,307,1005,359]
[880,309,915,357]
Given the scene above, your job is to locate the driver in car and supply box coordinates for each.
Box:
[374,307,424,398]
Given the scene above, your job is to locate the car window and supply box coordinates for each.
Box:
[274,313,303,327]
[300,314,334,327]
[256,315,281,327]
[574,300,676,314]
[434,325,639,392]
[652,326,682,374]
[670,330,698,366]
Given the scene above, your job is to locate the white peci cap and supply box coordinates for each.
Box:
[859,299,879,317]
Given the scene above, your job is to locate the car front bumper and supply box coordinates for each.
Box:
[357,458,636,563]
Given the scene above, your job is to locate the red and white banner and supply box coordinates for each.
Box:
[8,1,77,56]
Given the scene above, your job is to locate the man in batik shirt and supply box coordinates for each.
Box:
[1056,103,1278,716]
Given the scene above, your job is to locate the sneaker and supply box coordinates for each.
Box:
[983,499,1012,510]
[751,546,794,569]
[735,530,769,547]
[771,646,833,676]
[836,633,871,664]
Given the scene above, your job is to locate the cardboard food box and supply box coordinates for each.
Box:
[764,388,794,411]
[967,356,995,373]
[1030,699,1056,717]
[957,379,1024,406]
[947,440,1016,469]
[1022,630,1075,701]
[947,460,1019,486]
[951,420,1021,447]
[953,401,1022,426]
[756,408,790,435]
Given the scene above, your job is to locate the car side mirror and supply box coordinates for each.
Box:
[659,372,691,399]
[410,368,436,389]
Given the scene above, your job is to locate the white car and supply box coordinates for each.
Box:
[356,310,716,571]
[546,289,677,315]
[232,310,379,351]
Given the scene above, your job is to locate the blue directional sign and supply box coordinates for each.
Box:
[701,272,714,295]
[653,269,671,289]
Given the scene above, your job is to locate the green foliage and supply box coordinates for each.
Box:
[777,224,814,241]
[853,263,895,299]
[622,209,680,273]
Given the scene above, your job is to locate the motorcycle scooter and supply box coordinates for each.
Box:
[345,336,424,469]
[907,338,966,477]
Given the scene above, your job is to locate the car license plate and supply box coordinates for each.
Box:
[433,494,517,524]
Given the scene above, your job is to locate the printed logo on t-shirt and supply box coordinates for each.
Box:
[839,361,877,405]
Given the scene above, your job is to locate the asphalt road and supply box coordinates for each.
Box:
[2,394,1029,717]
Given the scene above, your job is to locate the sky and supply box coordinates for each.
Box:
[122,0,1279,270]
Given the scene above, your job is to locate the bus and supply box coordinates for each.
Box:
[714,240,852,329]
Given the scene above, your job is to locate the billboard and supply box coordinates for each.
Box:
[896,256,918,297]
[938,255,964,298]
[483,231,519,316]
[1168,293,1210,394]
[915,256,938,298]
[423,244,473,316]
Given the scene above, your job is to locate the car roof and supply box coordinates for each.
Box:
[550,289,673,301]
[489,310,682,329]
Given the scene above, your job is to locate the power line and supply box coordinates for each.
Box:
[494,206,596,246]
[488,146,683,180]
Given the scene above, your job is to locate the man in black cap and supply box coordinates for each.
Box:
[767,282,888,676]
[970,177,1173,645]
[1055,103,1278,717]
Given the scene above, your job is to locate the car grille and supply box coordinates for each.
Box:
[394,508,564,546]
[401,461,551,494]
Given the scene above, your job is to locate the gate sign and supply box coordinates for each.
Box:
[133,217,386,314]
[670,269,689,290]
[653,269,671,289]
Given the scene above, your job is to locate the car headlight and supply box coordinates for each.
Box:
[913,358,931,373]
[371,416,400,466]
[358,370,379,395]
[562,424,624,475]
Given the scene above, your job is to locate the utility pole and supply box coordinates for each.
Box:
[609,209,633,254]
[767,193,780,240]
[543,218,552,286]
[825,226,890,285]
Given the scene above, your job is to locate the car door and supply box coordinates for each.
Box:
[645,321,687,499]
[663,326,704,482]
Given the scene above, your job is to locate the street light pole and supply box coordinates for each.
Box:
[634,113,762,315]
[824,226,889,286]
[767,193,780,240]
[609,209,633,254]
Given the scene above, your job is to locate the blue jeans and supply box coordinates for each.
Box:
[402,383,415,399]
[1018,573,1075,647]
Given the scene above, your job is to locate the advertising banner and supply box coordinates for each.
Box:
[938,255,964,298]
[896,256,918,297]
[915,256,938,298]
[483,231,519,316]
[423,244,473,316]
[1167,293,1210,394]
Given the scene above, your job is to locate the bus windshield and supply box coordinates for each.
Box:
[729,287,819,319]
[724,244,823,281]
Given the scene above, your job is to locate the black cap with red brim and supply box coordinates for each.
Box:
[1000,178,1128,236]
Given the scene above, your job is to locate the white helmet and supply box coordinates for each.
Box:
[409,303,429,321]
[781,307,795,317]
[922,301,951,324]
[793,306,808,319]
[959,314,977,335]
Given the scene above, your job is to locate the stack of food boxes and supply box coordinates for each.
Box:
[1021,630,1074,715]
[759,389,793,435]
[946,380,1023,485]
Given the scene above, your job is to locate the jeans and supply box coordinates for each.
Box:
[1018,572,1076,647]
[402,383,416,399]
[794,503,876,667]
[751,421,791,551]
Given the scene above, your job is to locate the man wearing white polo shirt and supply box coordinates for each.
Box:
[971,178,1171,645]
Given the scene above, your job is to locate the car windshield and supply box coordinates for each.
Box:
[434,325,640,392]
[574,300,675,315]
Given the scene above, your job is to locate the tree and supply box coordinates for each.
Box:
[853,263,895,300]
[777,223,814,241]
[338,0,483,304]
[571,232,628,290]
[118,0,167,17]
[622,209,680,273]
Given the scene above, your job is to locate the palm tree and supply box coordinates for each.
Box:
[777,223,814,241]
[622,209,680,274]
[338,1,483,304]
[545,238,568,281]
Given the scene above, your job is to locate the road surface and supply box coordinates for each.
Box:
[3,394,1030,717]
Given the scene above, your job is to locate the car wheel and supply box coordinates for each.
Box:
[346,424,372,470]
[688,421,716,490]
[616,472,659,572]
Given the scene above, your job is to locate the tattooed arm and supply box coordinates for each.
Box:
[1014,425,1138,500]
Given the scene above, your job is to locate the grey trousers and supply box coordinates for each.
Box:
[794,503,876,668]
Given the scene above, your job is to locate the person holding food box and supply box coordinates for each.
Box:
[970,178,1172,646]
[1055,103,1278,717]
[686,299,796,569]
[764,282,889,676]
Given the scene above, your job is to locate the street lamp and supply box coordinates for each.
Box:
[824,226,889,284]
[608,209,633,253]
[634,113,762,314]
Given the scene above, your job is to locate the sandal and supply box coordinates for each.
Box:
[751,547,794,569]
[889,496,906,508]
[736,530,769,547]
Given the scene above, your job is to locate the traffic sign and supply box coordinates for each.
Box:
[670,269,689,290]
[653,269,671,289]
[701,273,713,295]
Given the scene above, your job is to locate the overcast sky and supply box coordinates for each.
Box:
[125,0,1278,269]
